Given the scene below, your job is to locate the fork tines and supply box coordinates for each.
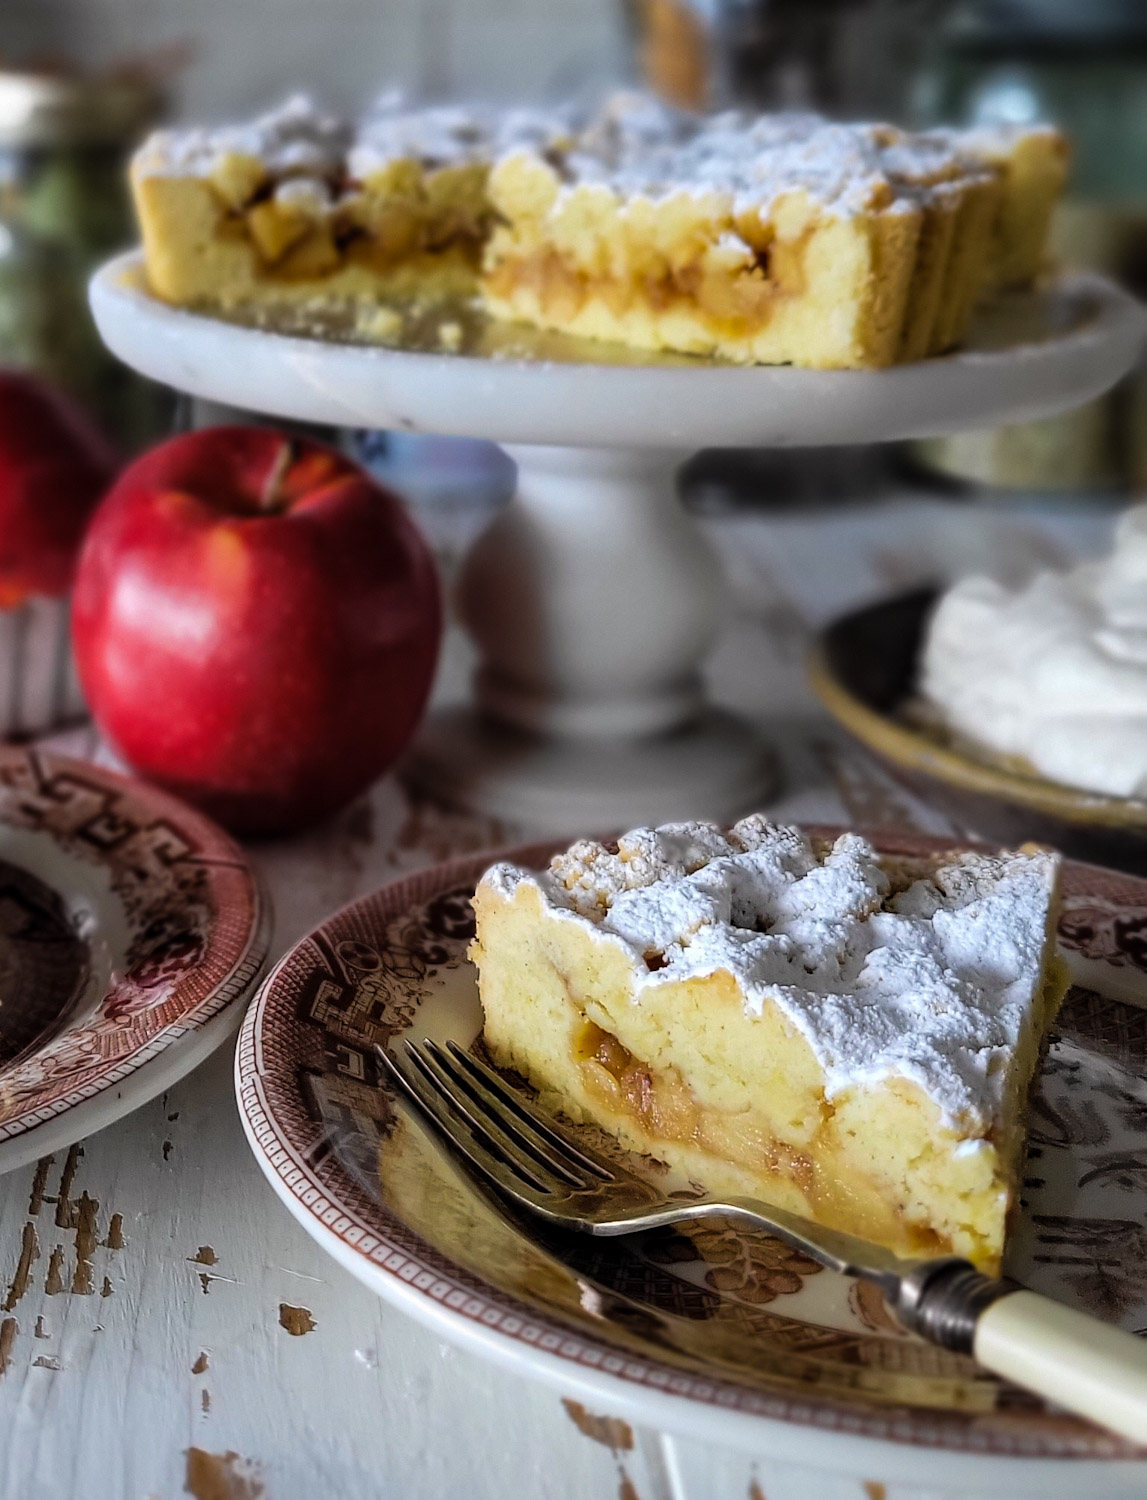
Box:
[376,1037,616,1200]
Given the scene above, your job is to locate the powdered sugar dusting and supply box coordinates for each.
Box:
[550,94,994,219]
[135,94,349,180]
[134,89,1016,224]
[135,90,575,196]
[349,95,574,180]
[481,820,1059,1131]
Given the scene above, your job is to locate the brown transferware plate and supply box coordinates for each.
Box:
[0,743,269,1172]
[236,833,1147,1485]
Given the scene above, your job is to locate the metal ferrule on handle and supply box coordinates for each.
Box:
[894,1258,1147,1446]
[894,1258,1016,1353]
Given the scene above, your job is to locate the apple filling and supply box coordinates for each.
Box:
[571,1014,948,1258]
[575,1019,819,1189]
[218,165,491,284]
[483,245,793,345]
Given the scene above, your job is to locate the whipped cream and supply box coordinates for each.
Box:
[480,819,1058,1132]
[922,504,1147,800]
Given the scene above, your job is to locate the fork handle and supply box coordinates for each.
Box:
[973,1290,1147,1445]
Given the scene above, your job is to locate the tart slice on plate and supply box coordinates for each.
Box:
[471,818,1068,1272]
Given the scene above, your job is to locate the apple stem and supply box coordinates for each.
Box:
[260,440,295,512]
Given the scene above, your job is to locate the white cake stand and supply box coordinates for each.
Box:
[91,253,1147,832]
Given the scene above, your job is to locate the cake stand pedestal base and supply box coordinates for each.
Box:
[407,441,776,833]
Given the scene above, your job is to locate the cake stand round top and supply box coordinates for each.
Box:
[91,253,1145,450]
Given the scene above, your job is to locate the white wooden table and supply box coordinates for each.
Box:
[0,486,1120,1500]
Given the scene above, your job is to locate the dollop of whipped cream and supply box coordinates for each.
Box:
[480,818,1058,1132]
[921,504,1147,800]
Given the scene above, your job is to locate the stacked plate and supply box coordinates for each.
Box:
[0,743,268,1173]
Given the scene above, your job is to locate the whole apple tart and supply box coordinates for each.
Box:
[130,93,1067,371]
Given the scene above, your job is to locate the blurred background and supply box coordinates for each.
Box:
[1,0,622,117]
[1,0,1146,490]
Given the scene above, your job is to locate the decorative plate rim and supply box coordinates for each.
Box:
[0,743,270,1153]
[235,831,1147,1467]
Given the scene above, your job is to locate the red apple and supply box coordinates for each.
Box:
[0,373,118,607]
[72,426,442,835]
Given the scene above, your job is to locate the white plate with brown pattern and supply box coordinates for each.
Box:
[0,744,269,1174]
[236,831,1147,1498]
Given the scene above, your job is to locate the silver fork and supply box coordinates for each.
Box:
[377,1036,1147,1445]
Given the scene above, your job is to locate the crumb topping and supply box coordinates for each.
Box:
[134,89,1017,224]
[552,97,993,219]
[136,94,349,181]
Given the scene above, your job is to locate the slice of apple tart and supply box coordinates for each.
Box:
[470,818,1068,1271]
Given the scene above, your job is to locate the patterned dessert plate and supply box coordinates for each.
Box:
[0,744,269,1174]
[236,834,1147,1495]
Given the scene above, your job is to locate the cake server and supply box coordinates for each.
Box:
[377,1036,1147,1445]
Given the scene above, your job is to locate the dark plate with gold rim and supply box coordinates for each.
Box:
[810,588,1147,874]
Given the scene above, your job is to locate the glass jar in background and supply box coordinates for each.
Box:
[621,0,950,118]
[0,68,174,451]
[910,1,1147,495]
